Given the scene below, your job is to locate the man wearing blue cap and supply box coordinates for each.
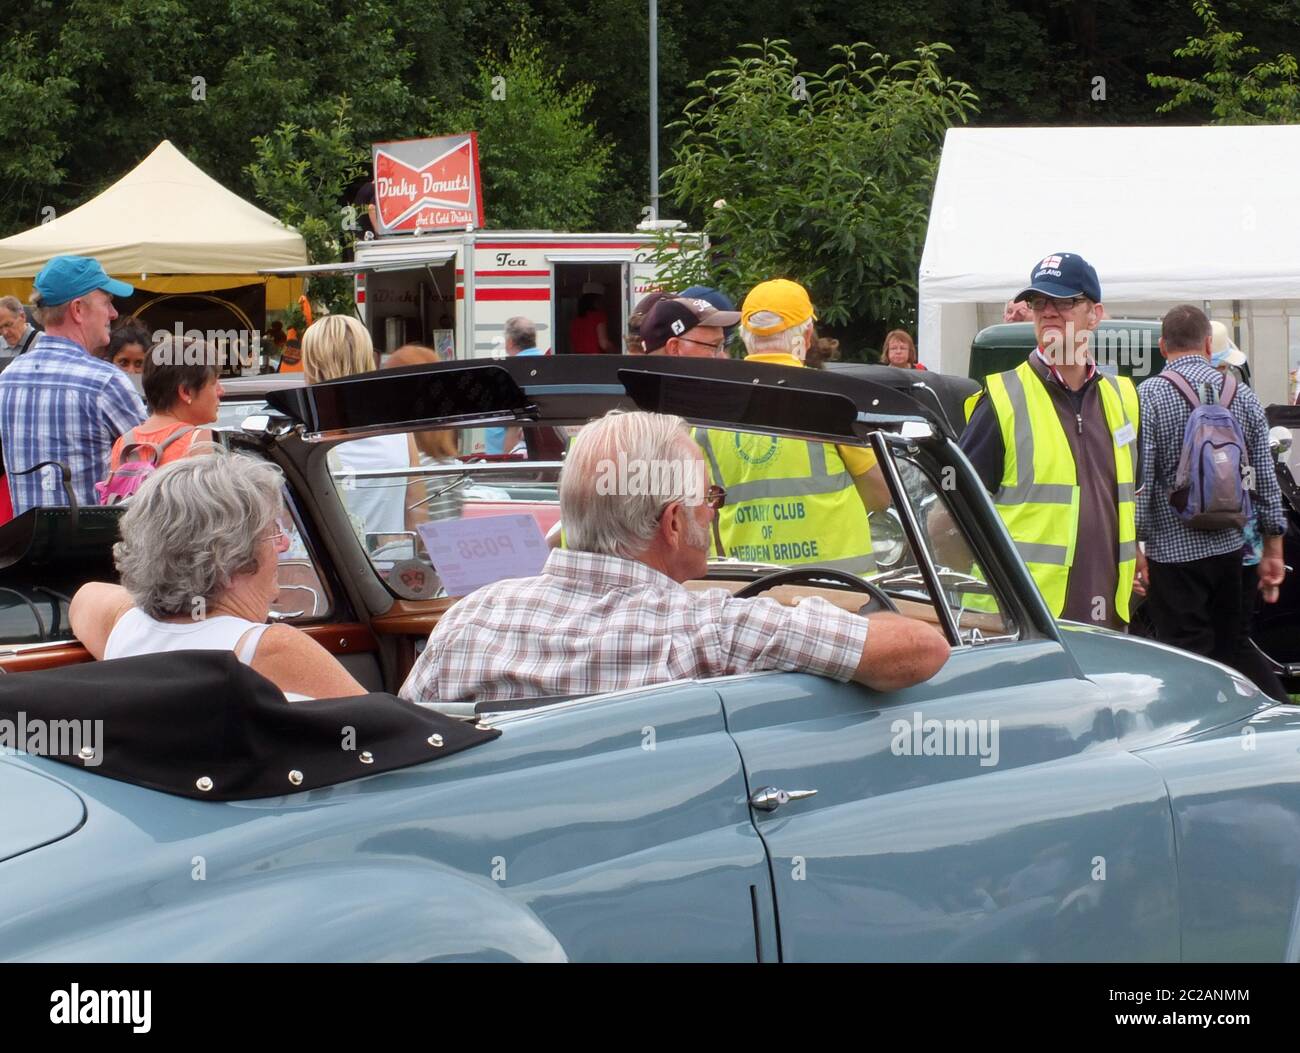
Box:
[960,252,1141,630]
[0,255,145,515]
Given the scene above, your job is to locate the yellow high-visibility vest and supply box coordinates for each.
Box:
[964,362,1138,622]
[695,429,876,574]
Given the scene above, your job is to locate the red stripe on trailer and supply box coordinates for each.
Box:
[481,241,646,250]
[474,270,551,277]
[476,288,551,301]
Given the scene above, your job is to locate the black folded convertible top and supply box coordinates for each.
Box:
[0,650,498,800]
[268,354,946,444]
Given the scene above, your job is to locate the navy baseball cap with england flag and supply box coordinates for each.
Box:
[34,255,133,306]
[1014,252,1101,304]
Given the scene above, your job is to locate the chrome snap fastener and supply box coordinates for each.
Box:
[359,751,374,764]
[427,734,444,747]
[196,776,214,792]
[288,770,304,786]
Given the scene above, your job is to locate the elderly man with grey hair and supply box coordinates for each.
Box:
[70,452,366,701]
[485,316,546,455]
[0,295,38,365]
[401,410,949,704]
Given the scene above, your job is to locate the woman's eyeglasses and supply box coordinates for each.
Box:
[260,519,290,545]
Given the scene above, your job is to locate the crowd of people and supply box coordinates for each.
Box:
[0,250,1291,706]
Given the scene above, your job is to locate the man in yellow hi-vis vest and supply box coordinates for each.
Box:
[960,252,1142,629]
[699,279,890,574]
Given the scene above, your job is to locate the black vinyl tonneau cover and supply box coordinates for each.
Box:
[0,650,498,800]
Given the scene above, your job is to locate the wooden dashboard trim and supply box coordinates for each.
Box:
[370,598,458,636]
[0,621,378,674]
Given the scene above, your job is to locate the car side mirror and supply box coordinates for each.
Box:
[1269,426,1293,459]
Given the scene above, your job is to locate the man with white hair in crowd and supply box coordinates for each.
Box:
[693,278,890,572]
[401,410,948,704]
[0,295,38,367]
[485,315,545,455]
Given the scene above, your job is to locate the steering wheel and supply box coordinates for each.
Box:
[732,567,899,615]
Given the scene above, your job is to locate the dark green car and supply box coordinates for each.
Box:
[969,319,1164,385]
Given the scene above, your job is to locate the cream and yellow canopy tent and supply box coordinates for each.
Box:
[0,140,305,310]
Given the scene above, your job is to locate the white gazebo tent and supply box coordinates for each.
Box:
[0,140,306,311]
[919,125,1300,405]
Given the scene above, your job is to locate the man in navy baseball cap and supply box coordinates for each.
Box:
[960,249,1141,633]
[680,285,738,345]
[1013,251,1101,305]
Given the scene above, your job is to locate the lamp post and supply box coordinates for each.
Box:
[649,0,659,220]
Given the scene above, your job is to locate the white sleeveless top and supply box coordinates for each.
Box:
[105,609,312,701]
[332,434,410,537]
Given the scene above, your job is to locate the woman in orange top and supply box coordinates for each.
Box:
[109,334,224,473]
[879,329,926,370]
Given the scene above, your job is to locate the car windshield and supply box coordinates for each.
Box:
[330,422,1017,645]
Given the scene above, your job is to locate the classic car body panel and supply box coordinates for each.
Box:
[1,357,1297,962]
[1136,704,1300,962]
[0,762,85,863]
[0,682,775,962]
[717,649,1181,961]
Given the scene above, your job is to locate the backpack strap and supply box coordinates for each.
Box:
[1218,372,1239,409]
[153,424,196,457]
[117,424,195,469]
[1161,369,1203,411]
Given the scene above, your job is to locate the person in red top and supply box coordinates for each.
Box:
[108,334,223,474]
[879,329,926,370]
[570,293,614,354]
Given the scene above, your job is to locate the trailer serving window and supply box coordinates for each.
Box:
[260,251,458,360]
[550,258,629,355]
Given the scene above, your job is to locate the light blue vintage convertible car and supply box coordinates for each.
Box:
[0,355,1295,962]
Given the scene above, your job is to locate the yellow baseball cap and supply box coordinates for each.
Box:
[741,279,816,336]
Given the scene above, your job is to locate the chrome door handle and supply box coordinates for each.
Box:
[749,786,818,812]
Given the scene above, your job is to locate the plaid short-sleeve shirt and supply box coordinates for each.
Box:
[0,335,145,514]
[400,548,871,704]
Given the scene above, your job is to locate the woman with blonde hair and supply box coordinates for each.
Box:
[301,316,426,538]
[879,329,925,370]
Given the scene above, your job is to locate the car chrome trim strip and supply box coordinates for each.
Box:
[869,431,962,647]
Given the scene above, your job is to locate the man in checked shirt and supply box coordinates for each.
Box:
[401,411,949,705]
[1136,304,1286,674]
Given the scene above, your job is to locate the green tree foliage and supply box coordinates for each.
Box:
[1148,0,1300,122]
[438,35,613,231]
[656,40,977,336]
[0,0,476,236]
[246,100,366,312]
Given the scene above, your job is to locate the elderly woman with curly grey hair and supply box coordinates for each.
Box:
[70,452,365,701]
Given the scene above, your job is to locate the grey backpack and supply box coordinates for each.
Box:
[1164,370,1252,531]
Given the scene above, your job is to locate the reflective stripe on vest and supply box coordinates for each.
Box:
[981,362,1138,622]
[696,429,875,573]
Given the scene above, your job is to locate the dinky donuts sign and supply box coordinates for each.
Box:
[372,134,483,233]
